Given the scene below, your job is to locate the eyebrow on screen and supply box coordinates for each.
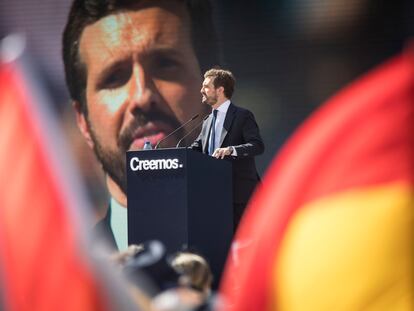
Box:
[97,47,185,76]
[144,46,186,61]
[96,58,131,88]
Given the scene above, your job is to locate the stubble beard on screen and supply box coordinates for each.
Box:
[85,110,183,196]
[91,131,128,195]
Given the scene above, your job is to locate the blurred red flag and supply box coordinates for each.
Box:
[220,48,414,310]
[0,52,108,309]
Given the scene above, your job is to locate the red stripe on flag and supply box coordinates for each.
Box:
[220,50,414,311]
[0,63,107,310]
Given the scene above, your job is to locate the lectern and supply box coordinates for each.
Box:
[126,148,233,283]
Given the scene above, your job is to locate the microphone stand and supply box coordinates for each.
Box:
[155,114,199,149]
[176,115,208,147]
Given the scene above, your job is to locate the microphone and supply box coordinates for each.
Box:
[176,115,209,147]
[155,114,199,149]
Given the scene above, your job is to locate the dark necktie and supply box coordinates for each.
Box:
[208,109,218,155]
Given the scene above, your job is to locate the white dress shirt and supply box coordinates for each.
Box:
[209,100,237,156]
[110,197,128,251]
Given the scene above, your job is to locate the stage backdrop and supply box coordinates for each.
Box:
[0,0,413,209]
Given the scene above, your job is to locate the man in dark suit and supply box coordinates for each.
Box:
[191,68,264,229]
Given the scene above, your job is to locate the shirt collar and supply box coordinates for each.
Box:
[111,197,126,209]
[214,99,231,114]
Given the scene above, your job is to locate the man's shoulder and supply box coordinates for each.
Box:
[230,102,254,116]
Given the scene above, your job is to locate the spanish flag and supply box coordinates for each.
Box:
[220,48,414,310]
[0,39,108,310]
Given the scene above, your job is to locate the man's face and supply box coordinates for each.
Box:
[200,77,218,106]
[77,2,206,192]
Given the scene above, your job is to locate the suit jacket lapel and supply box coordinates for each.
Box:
[219,103,236,147]
[202,113,214,153]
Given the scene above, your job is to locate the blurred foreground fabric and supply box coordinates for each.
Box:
[0,47,109,310]
[220,47,414,310]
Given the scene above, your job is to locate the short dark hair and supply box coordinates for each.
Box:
[62,0,219,114]
[204,68,235,99]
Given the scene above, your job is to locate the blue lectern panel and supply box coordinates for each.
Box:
[127,148,232,285]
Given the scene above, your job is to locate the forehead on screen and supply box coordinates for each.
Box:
[78,1,192,65]
[81,9,192,62]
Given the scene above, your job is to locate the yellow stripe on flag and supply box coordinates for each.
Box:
[275,182,414,311]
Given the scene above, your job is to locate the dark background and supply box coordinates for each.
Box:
[1,0,413,210]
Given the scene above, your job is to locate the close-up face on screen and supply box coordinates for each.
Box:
[73,2,207,194]
[0,1,413,310]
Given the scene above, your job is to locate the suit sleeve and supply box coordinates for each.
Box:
[189,132,203,152]
[233,110,265,157]
[189,121,206,152]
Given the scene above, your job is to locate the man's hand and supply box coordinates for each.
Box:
[212,147,233,159]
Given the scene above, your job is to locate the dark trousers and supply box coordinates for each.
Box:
[233,203,247,233]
